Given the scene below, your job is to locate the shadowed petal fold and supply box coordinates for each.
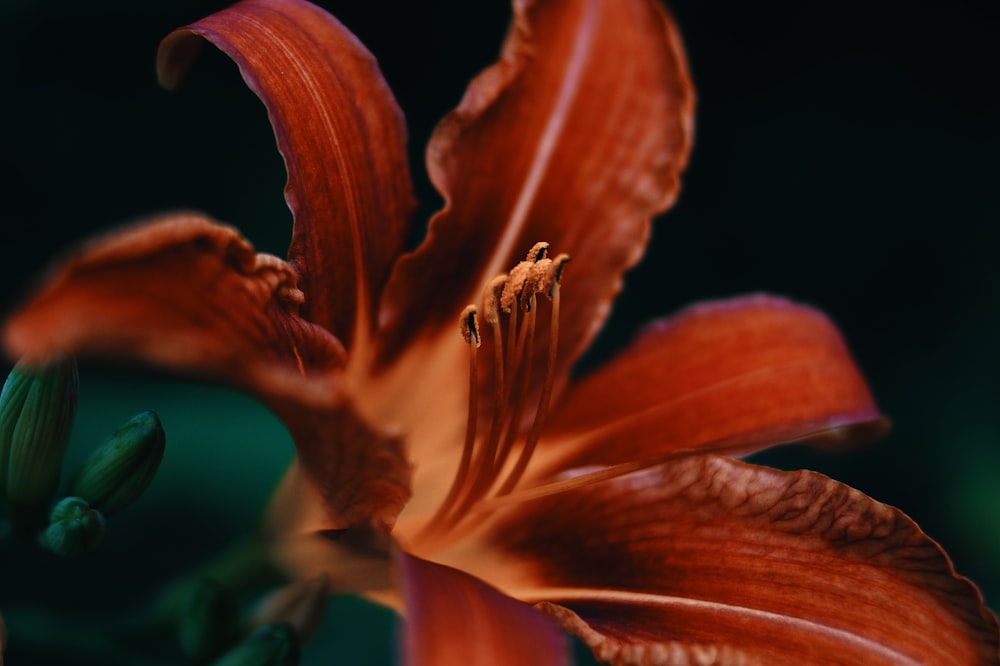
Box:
[534,295,886,476]
[158,0,415,348]
[480,456,1000,665]
[399,552,568,666]
[378,0,694,378]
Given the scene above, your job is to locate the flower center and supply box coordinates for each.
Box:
[421,243,569,538]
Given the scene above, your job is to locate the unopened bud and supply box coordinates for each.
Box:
[70,411,165,515]
[180,578,240,661]
[0,359,78,507]
[212,623,299,666]
[251,575,329,643]
[38,496,105,557]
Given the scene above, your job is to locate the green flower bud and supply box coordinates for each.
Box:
[0,359,78,508]
[70,410,165,515]
[179,578,240,661]
[38,496,105,557]
[211,624,299,666]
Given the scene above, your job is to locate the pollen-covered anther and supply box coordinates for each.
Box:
[460,305,481,348]
[500,262,532,314]
[521,258,553,312]
[482,275,508,325]
[526,241,550,263]
[543,254,571,298]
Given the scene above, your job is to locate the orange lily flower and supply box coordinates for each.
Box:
[4,0,998,663]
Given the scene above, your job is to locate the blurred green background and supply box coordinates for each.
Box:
[1,0,997,663]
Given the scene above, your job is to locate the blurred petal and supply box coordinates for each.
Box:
[399,551,568,666]
[158,0,415,348]
[267,386,412,531]
[1,214,410,529]
[2,214,344,378]
[479,456,1000,665]
[534,295,886,476]
[378,0,694,378]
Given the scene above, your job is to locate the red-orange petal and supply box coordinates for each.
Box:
[377,0,694,378]
[158,0,415,348]
[2,214,344,376]
[399,551,568,666]
[533,294,886,477]
[1,214,410,529]
[485,456,1000,665]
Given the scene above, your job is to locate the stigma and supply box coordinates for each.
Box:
[425,243,570,537]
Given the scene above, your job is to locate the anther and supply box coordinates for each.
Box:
[521,258,552,312]
[482,275,508,326]
[543,254,570,298]
[500,262,531,314]
[460,305,480,347]
[527,242,550,263]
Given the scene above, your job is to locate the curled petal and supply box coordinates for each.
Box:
[399,551,568,666]
[377,0,694,380]
[159,0,415,348]
[533,294,886,476]
[475,456,1000,665]
[3,214,344,376]
[2,214,411,529]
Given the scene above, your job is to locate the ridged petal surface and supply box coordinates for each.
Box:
[158,0,415,350]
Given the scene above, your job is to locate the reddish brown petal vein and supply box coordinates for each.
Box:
[239,12,372,338]
[528,588,917,664]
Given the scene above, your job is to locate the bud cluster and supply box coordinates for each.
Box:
[0,360,165,556]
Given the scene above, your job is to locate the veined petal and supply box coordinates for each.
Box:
[2,214,410,528]
[479,456,1000,665]
[158,0,415,349]
[3,214,344,376]
[377,0,694,377]
[533,294,885,476]
[399,551,568,666]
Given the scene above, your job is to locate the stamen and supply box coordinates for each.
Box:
[527,241,550,263]
[482,275,508,327]
[461,305,481,348]
[543,254,570,298]
[471,276,510,482]
[421,306,481,535]
[422,243,570,540]
[497,257,566,495]
[491,293,537,476]
[500,261,531,314]
[444,275,518,525]
[520,258,550,313]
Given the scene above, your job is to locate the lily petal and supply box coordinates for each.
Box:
[377,0,694,376]
[399,551,568,666]
[481,456,1000,665]
[3,214,343,376]
[158,0,415,348]
[534,294,886,476]
[266,383,412,531]
[2,214,410,529]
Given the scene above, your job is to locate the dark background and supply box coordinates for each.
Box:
[2,0,998,663]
